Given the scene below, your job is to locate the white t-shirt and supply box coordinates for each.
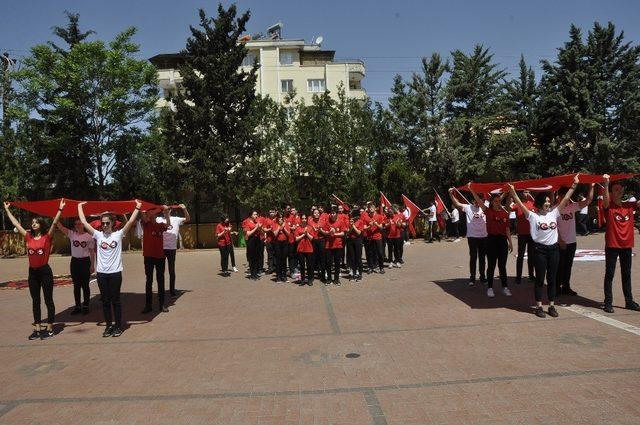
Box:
[463,204,487,238]
[156,216,186,250]
[428,205,437,222]
[528,208,560,245]
[558,202,580,244]
[69,230,94,258]
[93,230,124,274]
[451,208,460,223]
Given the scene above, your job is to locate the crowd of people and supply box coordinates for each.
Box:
[3,172,639,339]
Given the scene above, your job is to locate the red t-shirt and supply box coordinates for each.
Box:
[143,221,168,258]
[295,226,313,253]
[285,215,300,243]
[369,213,386,240]
[361,213,372,239]
[216,223,231,246]
[386,214,403,239]
[324,218,346,249]
[308,217,325,240]
[605,202,637,248]
[486,208,509,236]
[347,218,365,238]
[25,233,52,269]
[242,218,261,238]
[274,223,290,242]
[513,201,534,235]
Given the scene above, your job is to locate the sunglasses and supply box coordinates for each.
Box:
[101,221,112,226]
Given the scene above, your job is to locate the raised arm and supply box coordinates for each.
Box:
[47,199,65,237]
[557,174,580,212]
[122,200,142,235]
[56,221,70,236]
[77,202,95,236]
[602,174,610,210]
[578,183,595,209]
[507,184,530,217]
[3,202,27,236]
[467,183,487,212]
[180,204,191,223]
[448,188,466,210]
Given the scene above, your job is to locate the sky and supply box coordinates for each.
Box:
[2,0,639,104]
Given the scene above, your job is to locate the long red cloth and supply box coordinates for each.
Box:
[9,199,162,218]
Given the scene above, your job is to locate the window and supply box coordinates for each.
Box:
[307,79,325,92]
[281,79,294,93]
[242,51,258,67]
[279,50,294,65]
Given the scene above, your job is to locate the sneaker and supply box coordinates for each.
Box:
[70,307,82,315]
[232,266,239,273]
[604,304,614,313]
[469,280,475,286]
[348,270,353,277]
[548,306,559,318]
[515,278,522,285]
[41,328,54,339]
[563,287,578,296]
[502,287,512,297]
[379,269,385,274]
[404,241,411,246]
[111,327,123,337]
[103,325,114,337]
[141,306,152,314]
[28,330,40,340]
[535,307,546,318]
[390,262,397,268]
[487,288,495,298]
[395,263,402,268]
[307,280,314,287]
[333,280,341,286]
[625,301,640,311]
[453,238,461,243]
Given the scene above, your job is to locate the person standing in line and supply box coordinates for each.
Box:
[385,207,403,268]
[368,204,387,274]
[216,215,233,276]
[426,201,439,243]
[141,206,171,313]
[286,208,300,279]
[556,184,594,296]
[243,211,263,280]
[511,190,536,285]
[399,204,411,246]
[272,215,291,283]
[323,208,347,285]
[309,208,327,282]
[157,204,190,297]
[346,209,365,281]
[576,194,590,236]
[394,206,408,263]
[4,200,65,340]
[295,214,314,286]
[263,210,277,275]
[56,218,96,315]
[450,205,461,242]
[601,174,640,313]
[78,200,141,337]
[508,175,578,318]
[449,187,488,286]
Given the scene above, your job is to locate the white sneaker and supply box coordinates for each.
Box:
[232,266,238,273]
[404,241,411,246]
[453,238,461,243]
[487,288,495,298]
[502,287,512,296]
[469,281,475,286]
[395,262,402,268]
[391,262,397,268]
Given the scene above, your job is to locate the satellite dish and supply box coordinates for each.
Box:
[315,36,323,45]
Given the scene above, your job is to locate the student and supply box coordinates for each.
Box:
[450,205,460,242]
[601,174,640,313]
[141,206,171,313]
[576,194,590,236]
[57,218,96,315]
[264,210,277,274]
[295,214,314,286]
[216,215,233,276]
[272,215,290,282]
[368,205,387,274]
[508,175,578,318]
[449,187,488,286]
[78,200,141,337]
[309,209,327,281]
[399,204,411,246]
[157,204,190,296]
[243,211,263,280]
[324,208,346,285]
[426,201,439,242]
[469,189,513,297]
[556,184,594,296]
[286,208,300,278]
[346,209,365,281]
[362,203,374,273]
[512,190,536,284]
[386,208,403,267]
[4,200,64,340]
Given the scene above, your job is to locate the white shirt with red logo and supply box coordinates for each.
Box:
[463,204,487,238]
[69,230,94,258]
[156,216,186,250]
[557,202,580,245]
[528,209,560,246]
[93,230,124,273]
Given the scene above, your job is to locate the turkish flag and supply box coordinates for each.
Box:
[401,194,423,237]
[380,192,392,214]
[9,199,162,218]
[331,194,350,212]
[434,191,447,231]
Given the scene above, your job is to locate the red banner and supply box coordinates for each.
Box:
[401,194,423,238]
[9,199,162,218]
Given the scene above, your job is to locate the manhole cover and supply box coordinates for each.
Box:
[345,353,361,359]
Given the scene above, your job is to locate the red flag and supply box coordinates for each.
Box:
[9,199,162,218]
[434,191,448,231]
[331,194,350,212]
[451,188,470,205]
[401,194,423,238]
[380,192,392,214]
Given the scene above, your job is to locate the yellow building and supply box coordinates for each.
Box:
[149,25,366,107]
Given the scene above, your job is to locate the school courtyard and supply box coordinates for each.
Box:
[1,234,639,424]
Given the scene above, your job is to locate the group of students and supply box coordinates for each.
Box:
[449,174,640,318]
[3,200,190,340]
[220,203,410,286]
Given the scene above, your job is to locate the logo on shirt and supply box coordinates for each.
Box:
[561,213,574,221]
[537,222,557,231]
[472,213,484,220]
[167,225,173,230]
[492,216,507,223]
[613,212,630,222]
[73,240,88,248]
[151,230,163,237]
[100,241,118,250]
[28,248,45,256]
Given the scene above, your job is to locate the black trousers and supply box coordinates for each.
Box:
[516,234,535,281]
[372,239,385,270]
[164,249,177,293]
[312,239,326,279]
[288,243,298,274]
[97,272,122,328]
[402,227,409,242]
[604,247,633,305]
[257,239,265,271]
[451,221,460,238]
[70,256,91,307]
[219,244,231,272]
[266,241,276,272]
[389,237,402,263]
[385,237,392,261]
[467,237,487,282]
[247,236,261,278]
[365,239,373,270]
[347,237,363,276]
[427,221,440,241]
[274,240,288,280]
[327,248,342,281]
[144,256,165,307]
[298,252,313,282]
[576,213,589,236]
[486,234,508,289]
[533,243,559,303]
[557,242,577,290]
[28,264,55,324]
[229,244,236,267]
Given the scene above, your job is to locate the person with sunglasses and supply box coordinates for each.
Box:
[56,218,96,315]
[78,201,141,337]
[4,199,65,340]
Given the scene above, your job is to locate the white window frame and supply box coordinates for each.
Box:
[281,79,294,93]
[307,79,325,93]
[279,50,294,66]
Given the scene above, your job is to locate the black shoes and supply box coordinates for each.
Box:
[103,325,114,337]
[41,329,54,339]
[170,291,177,297]
[161,306,169,313]
[535,307,546,318]
[625,301,640,311]
[70,307,82,315]
[333,280,341,286]
[111,327,123,337]
[307,280,314,286]
[141,306,152,314]
[379,269,385,274]
[548,306,559,318]
[28,330,40,340]
[604,304,614,313]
